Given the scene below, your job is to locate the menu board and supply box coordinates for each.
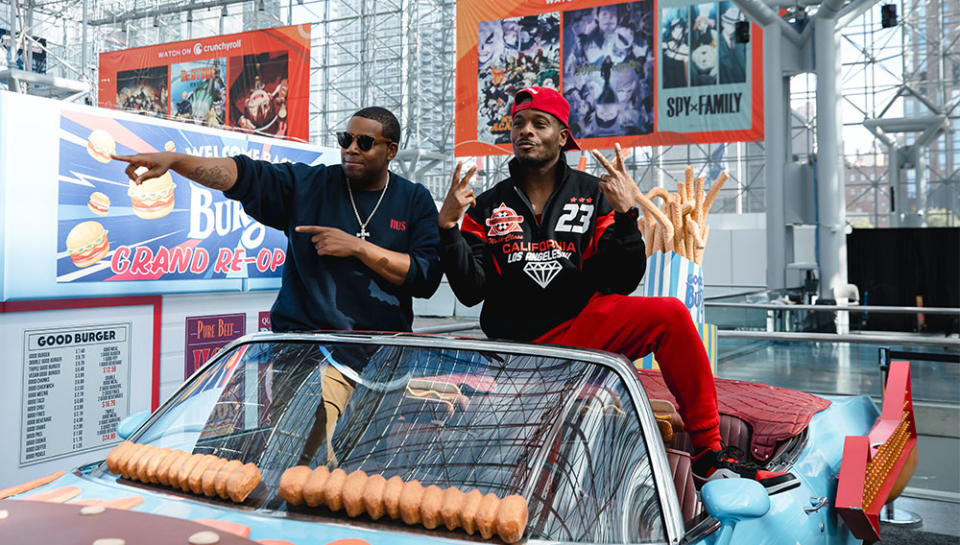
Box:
[20,324,131,465]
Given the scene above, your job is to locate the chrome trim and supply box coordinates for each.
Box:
[804,496,829,513]
[146,331,687,544]
[412,321,481,334]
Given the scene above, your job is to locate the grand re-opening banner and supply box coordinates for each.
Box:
[98,25,311,141]
[455,0,762,155]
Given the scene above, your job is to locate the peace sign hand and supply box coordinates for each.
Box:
[438,161,478,229]
[591,143,637,213]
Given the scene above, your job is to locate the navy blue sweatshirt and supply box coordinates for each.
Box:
[225,155,442,332]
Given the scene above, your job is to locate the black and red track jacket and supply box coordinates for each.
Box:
[438,156,646,341]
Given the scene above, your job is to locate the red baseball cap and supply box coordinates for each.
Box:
[511,86,582,151]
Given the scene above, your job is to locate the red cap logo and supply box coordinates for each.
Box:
[511,87,582,151]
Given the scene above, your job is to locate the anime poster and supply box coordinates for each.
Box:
[99,25,310,141]
[170,58,227,127]
[116,65,170,117]
[477,14,561,144]
[657,0,754,133]
[562,2,654,139]
[455,0,763,156]
[228,51,289,137]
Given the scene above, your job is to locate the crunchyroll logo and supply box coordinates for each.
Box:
[193,43,203,55]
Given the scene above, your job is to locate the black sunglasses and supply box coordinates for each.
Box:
[336,131,393,151]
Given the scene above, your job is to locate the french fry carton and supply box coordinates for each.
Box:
[636,250,717,374]
[643,250,704,323]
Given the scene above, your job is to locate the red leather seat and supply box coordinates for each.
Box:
[665,447,702,529]
[667,414,752,455]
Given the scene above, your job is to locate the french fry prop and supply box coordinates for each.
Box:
[636,169,726,266]
[634,167,727,375]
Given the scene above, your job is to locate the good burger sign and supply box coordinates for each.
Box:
[107,147,290,278]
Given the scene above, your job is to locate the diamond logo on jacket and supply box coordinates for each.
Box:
[523,260,562,288]
[485,202,524,237]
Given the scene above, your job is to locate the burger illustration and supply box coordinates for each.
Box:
[86,129,116,163]
[88,191,111,216]
[128,166,176,219]
[66,221,110,268]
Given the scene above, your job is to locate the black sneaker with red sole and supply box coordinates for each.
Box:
[692,445,801,495]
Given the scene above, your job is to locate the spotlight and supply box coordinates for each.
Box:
[257,0,265,11]
[881,4,897,28]
[734,21,750,43]
[186,10,193,22]
[153,15,159,27]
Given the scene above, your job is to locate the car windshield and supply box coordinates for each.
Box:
[108,338,665,543]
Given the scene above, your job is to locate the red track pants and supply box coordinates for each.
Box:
[534,294,723,451]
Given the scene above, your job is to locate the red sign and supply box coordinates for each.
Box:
[258,311,272,332]
[184,313,247,379]
[98,24,311,141]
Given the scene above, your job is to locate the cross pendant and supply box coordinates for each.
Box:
[356,228,370,240]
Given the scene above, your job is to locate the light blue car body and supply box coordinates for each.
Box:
[8,335,880,545]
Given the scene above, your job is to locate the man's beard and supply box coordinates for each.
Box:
[516,150,558,168]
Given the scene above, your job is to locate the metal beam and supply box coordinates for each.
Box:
[88,0,251,26]
[730,0,804,44]
[764,23,788,290]
[814,13,848,299]
[836,0,881,28]
[0,67,90,92]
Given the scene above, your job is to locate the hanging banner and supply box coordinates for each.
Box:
[98,24,311,141]
[454,0,762,156]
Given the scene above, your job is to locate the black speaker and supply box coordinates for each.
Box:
[735,20,750,43]
[881,4,898,28]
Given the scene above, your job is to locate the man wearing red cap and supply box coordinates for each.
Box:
[437,86,797,493]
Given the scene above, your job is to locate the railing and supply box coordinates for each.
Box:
[704,302,960,316]
[718,330,960,348]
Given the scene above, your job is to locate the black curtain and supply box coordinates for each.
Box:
[847,228,959,333]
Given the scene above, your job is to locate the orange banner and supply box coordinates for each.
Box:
[98,24,311,142]
[455,0,763,156]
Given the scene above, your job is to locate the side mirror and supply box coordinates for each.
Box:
[117,409,151,439]
[701,479,771,545]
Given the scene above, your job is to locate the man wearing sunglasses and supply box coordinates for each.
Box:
[113,107,443,335]
[437,87,799,494]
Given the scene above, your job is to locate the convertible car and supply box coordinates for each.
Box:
[0,332,916,545]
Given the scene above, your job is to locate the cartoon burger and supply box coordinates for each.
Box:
[128,166,176,219]
[88,191,110,216]
[66,221,110,268]
[86,129,116,163]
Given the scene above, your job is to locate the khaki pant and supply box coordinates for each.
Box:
[299,365,355,465]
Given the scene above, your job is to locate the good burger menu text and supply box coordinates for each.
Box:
[20,324,130,465]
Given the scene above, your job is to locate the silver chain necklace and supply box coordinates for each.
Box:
[346,175,389,240]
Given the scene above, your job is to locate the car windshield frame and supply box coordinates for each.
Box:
[110,332,685,544]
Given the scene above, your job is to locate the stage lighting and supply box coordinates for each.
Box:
[735,21,750,43]
[186,10,193,23]
[881,4,898,28]
[152,15,159,28]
